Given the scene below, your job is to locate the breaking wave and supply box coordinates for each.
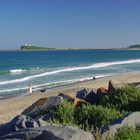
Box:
[0,59,140,85]
[9,69,26,74]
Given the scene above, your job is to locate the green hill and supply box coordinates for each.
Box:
[21,45,55,50]
[127,44,140,49]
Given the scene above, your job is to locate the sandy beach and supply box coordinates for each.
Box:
[0,72,140,124]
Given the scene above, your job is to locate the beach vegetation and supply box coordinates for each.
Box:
[100,85,140,112]
[127,44,140,49]
[107,125,140,140]
[50,100,75,125]
[50,100,122,130]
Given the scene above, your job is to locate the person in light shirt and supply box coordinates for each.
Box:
[28,83,33,94]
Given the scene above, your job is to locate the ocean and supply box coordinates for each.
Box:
[0,49,140,98]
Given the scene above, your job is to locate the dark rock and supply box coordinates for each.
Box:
[0,125,95,140]
[22,96,63,118]
[0,115,38,137]
[36,112,53,127]
[76,88,88,100]
[108,80,126,94]
[101,112,140,139]
[85,90,101,104]
[136,84,140,88]
[0,128,62,140]
[97,87,108,94]
[12,115,39,131]
[42,112,53,121]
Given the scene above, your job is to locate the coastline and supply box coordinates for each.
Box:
[0,71,140,124]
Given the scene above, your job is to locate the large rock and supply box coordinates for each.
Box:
[0,115,39,137]
[0,128,62,140]
[84,90,102,104]
[101,112,140,139]
[136,84,140,88]
[58,93,75,103]
[58,93,87,107]
[37,112,53,127]
[0,125,95,140]
[108,80,126,94]
[22,96,63,118]
[76,88,93,100]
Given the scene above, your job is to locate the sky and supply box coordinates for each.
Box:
[0,0,140,49]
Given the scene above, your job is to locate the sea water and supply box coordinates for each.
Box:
[0,49,140,98]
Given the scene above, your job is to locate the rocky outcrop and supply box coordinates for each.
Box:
[84,90,102,104]
[58,93,75,103]
[76,88,92,100]
[58,93,87,107]
[37,112,53,127]
[22,96,63,118]
[0,115,39,136]
[101,112,140,139]
[108,80,126,94]
[97,87,108,94]
[0,125,95,140]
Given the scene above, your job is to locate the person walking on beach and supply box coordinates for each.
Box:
[28,83,33,94]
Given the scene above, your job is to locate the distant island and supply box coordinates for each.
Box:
[21,44,55,50]
[20,43,140,51]
[126,44,140,50]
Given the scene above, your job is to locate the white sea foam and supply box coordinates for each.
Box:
[0,87,28,93]
[1,59,140,85]
[10,69,26,74]
[0,74,111,93]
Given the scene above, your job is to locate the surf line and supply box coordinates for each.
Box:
[0,59,140,85]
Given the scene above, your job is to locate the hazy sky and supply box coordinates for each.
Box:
[0,0,140,49]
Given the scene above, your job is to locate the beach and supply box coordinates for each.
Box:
[0,71,140,124]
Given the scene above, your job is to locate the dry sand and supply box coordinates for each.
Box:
[0,72,140,124]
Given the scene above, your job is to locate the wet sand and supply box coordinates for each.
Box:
[0,72,140,124]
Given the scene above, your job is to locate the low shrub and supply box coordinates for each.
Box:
[50,100,122,130]
[74,104,122,130]
[112,125,140,140]
[100,85,140,112]
[50,100,75,125]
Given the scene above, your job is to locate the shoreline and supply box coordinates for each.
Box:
[0,48,140,52]
[0,71,139,101]
[0,71,140,124]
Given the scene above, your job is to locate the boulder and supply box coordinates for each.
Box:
[108,80,126,94]
[58,93,75,103]
[97,87,108,94]
[76,88,88,100]
[101,112,140,139]
[58,93,87,107]
[136,84,140,88]
[37,112,53,127]
[0,125,95,140]
[0,115,39,136]
[22,96,63,118]
[0,128,62,140]
[85,90,101,104]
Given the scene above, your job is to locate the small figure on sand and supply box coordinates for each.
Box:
[28,83,33,94]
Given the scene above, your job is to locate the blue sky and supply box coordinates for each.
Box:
[0,0,140,49]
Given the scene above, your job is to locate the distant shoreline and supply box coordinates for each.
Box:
[0,48,140,51]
